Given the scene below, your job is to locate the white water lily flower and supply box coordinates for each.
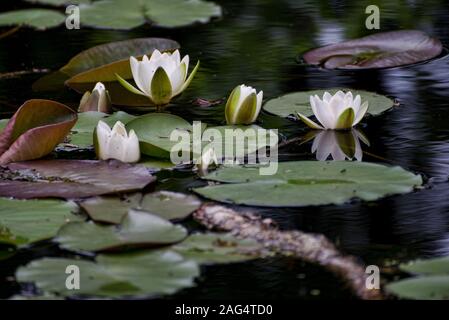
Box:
[197,147,219,176]
[116,49,199,105]
[94,120,140,163]
[310,129,370,161]
[79,82,111,113]
[297,91,369,130]
[225,84,263,125]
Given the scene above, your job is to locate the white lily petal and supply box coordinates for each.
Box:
[171,50,181,65]
[323,91,332,103]
[124,130,140,163]
[111,121,127,137]
[353,101,369,126]
[353,95,361,113]
[180,55,189,81]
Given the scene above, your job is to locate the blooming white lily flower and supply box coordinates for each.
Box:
[116,49,199,106]
[94,120,140,163]
[297,91,369,130]
[197,147,219,176]
[310,129,369,161]
[79,82,111,113]
[225,84,263,125]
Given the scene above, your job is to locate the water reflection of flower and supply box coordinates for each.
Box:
[307,128,370,161]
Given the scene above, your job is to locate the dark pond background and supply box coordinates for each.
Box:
[1,0,449,299]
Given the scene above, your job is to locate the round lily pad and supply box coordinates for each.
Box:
[0,198,81,246]
[80,191,202,224]
[263,89,395,118]
[194,161,422,207]
[16,250,199,298]
[56,210,187,252]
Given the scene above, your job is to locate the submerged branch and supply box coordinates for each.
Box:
[194,203,383,300]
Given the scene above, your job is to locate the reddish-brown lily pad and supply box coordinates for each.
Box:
[0,99,77,165]
[303,30,443,69]
[0,160,156,199]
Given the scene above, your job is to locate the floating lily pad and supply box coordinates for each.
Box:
[56,210,187,252]
[0,99,77,165]
[387,256,449,299]
[0,198,81,246]
[172,233,263,264]
[201,125,279,162]
[303,30,443,69]
[1,0,221,30]
[263,89,394,119]
[387,276,449,300]
[0,160,155,199]
[16,250,199,298]
[126,113,195,159]
[80,191,201,224]
[80,0,222,30]
[68,111,136,147]
[0,9,66,30]
[194,161,422,207]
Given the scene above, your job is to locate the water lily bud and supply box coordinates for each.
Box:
[94,120,140,163]
[197,147,218,176]
[296,90,369,130]
[79,82,112,113]
[116,49,199,106]
[225,84,263,125]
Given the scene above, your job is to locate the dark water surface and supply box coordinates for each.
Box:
[1,0,449,299]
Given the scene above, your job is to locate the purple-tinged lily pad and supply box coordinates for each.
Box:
[303,30,443,69]
[0,160,156,199]
[0,99,77,165]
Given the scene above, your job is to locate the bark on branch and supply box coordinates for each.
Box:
[194,203,383,300]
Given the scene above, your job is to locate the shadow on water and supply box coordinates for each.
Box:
[1,0,449,299]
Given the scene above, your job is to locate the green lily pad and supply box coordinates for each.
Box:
[194,161,422,207]
[80,0,221,30]
[1,0,221,30]
[127,114,277,160]
[172,233,263,264]
[80,191,201,224]
[201,125,279,162]
[16,250,199,298]
[0,9,66,30]
[56,210,187,252]
[126,113,195,159]
[387,255,449,299]
[387,276,449,300]
[68,111,136,148]
[0,198,81,246]
[263,89,395,119]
